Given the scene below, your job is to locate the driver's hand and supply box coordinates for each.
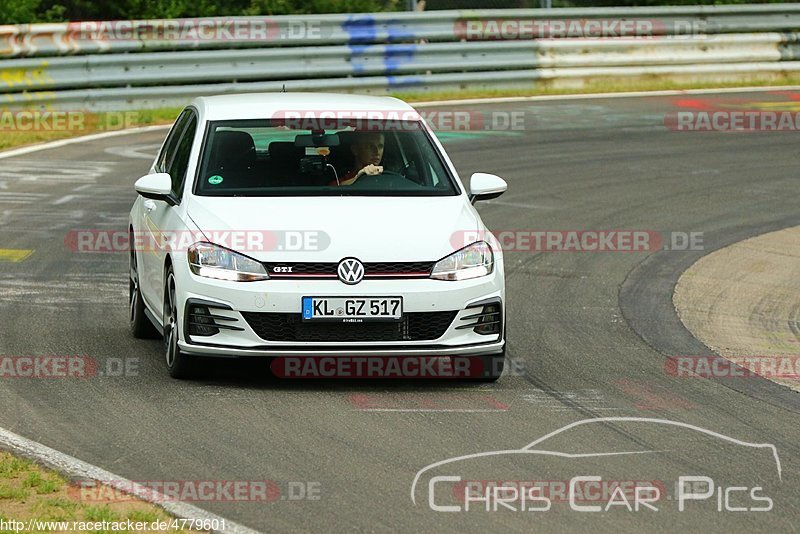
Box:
[357,164,383,178]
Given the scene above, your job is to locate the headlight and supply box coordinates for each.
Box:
[431,241,494,281]
[187,242,269,282]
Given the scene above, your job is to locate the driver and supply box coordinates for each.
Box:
[330,132,385,186]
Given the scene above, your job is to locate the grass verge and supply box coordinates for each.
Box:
[0,451,205,533]
[0,108,182,152]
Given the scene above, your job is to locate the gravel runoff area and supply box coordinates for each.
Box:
[675,226,800,392]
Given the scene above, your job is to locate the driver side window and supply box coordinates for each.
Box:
[167,114,198,199]
[156,110,191,173]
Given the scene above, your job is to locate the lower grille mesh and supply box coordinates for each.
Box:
[241,311,457,342]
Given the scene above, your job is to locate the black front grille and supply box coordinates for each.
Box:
[241,311,457,342]
[264,262,434,278]
[364,262,434,275]
[265,262,333,275]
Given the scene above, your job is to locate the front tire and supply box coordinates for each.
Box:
[130,248,159,339]
[164,266,193,379]
[477,324,508,382]
[475,350,505,382]
[452,350,505,382]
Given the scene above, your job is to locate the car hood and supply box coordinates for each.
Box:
[186,195,480,262]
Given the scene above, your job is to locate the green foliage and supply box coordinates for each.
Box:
[244,0,401,15]
[83,505,120,522]
[0,454,32,478]
[2,0,402,23]
[22,471,64,494]
[125,509,160,522]
[0,0,40,24]
[32,497,79,521]
[0,0,67,23]
[551,0,797,5]
[429,0,800,5]
[0,483,28,500]
[3,0,800,24]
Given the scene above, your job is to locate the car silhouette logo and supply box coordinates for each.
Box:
[410,417,783,506]
[338,258,365,284]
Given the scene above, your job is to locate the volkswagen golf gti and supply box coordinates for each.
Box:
[128,93,508,380]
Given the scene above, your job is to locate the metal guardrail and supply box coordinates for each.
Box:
[2,5,800,110]
[4,34,799,93]
[5,5,800,58]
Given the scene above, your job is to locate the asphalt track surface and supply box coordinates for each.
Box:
[0,91,799,532]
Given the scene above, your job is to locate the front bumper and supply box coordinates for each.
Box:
[178,339,505,357]
[173,262,505,357]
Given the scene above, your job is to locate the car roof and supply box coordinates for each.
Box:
[191,92,416,121]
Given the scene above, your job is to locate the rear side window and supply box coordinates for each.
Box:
[168,115,198,199]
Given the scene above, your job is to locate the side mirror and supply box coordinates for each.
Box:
[134,173,177,205]
[469,173,507,204]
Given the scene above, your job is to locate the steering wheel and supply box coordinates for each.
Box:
[349,171,431,192]
[349,173,378,186]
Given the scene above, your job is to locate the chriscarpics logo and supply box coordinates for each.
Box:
[411,418,782,514]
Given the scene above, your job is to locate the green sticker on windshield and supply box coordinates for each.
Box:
[208,175,223,185]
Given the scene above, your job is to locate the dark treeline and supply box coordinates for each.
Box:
[0,0,794,24]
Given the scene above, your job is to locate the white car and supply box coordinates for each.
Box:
[128,93,507,380]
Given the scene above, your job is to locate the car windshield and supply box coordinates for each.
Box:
[194,119,460,197]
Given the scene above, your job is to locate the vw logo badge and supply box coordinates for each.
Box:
[337,258,365,285]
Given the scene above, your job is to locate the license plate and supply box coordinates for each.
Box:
[302,297,402,322]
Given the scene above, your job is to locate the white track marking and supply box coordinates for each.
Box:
[52,195,76,205]
[0,163,115,186]
[0,192,47,204]
[483,199,559,210]
[105,143,161,160]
